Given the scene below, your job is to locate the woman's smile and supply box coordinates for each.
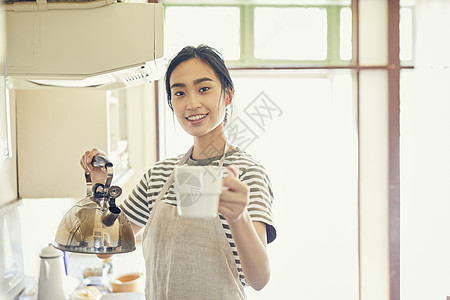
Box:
[186,113,209,125]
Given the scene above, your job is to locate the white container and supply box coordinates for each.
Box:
[111,272,144,293]
[38,244,67,300]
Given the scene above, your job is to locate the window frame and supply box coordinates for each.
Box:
[162,3,352,67]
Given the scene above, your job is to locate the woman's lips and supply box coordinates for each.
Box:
[186,113,208,125]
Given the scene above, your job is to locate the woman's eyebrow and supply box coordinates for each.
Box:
[193,77,213,85]
[170,77,214,90]
[170,82,185,89]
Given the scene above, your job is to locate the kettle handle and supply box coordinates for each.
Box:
[91,155,113,168]
[85,155,114,197]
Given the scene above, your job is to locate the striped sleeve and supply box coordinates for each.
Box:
[120,168,152,228]
[240,164,277,244]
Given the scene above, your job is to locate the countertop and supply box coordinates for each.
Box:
[17,244,145,300]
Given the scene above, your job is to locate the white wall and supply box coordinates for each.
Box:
[400,69,450,300]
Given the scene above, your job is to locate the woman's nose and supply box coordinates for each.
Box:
[186,95,201,110]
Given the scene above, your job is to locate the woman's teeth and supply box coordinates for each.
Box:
[187,114,207,121]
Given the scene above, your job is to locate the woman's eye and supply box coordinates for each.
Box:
[174,91,185,97]
[199,87,210,93]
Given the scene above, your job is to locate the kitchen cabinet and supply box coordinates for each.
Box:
[15,84,157,199]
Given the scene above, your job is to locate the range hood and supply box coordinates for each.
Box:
[4,1,164,88]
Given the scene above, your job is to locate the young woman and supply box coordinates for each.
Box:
[80,45,276,299]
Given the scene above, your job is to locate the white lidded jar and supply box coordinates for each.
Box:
[38,244,67,300]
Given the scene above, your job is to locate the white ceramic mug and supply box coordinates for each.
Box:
[173,166,228,218]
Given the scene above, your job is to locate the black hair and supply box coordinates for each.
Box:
[165,45,234,111]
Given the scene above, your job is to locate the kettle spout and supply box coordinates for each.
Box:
[101,185,123,227]
[102,205,121,227]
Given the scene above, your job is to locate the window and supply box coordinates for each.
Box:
[400,6,414,63]
[164,6,240,60]
[163,3,352,66]
[254,7,328,60]
[340,7,352,60]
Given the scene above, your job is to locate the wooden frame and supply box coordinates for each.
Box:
[387,1,400,300]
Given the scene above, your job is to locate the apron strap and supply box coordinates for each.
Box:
[218,140,229,169]
[155,145,193,203]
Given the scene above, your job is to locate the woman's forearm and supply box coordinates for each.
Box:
[228,211,270,290]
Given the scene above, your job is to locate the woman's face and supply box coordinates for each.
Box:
[169,58,229,138]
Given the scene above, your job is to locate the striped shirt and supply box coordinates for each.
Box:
[120,147,276,286]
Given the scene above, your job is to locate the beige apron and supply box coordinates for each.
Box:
[142,144,246,300]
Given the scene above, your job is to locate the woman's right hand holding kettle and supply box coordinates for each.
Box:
[80,148,108,185]
[80,149,114,259]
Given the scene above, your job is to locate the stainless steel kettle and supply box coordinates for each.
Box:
[53,156,135,254]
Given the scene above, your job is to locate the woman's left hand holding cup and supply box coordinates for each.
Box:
[219,165,249,223]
